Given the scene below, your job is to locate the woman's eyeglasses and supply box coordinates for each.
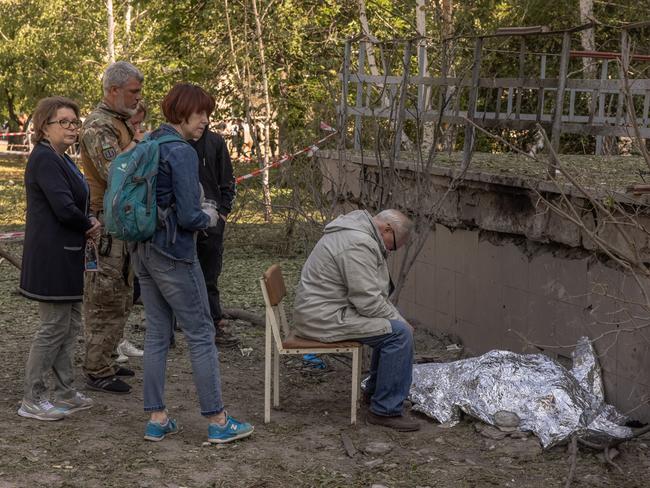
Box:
[47,119,82,129]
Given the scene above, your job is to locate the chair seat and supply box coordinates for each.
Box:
[282,335,361,350]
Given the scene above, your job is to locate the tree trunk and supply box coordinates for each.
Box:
[579,0,596,77]
[223,0,243,84]
[251,0,273,223]
[417,0,435,154]
[358,0,380,75]
[358,0,413,153]
[431,0,455,152]
[124,1,132,58]
[441,0,452,38]
[4,88,20,131]
[106,0,115,63]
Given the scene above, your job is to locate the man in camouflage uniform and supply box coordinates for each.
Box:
[80,61,143,394]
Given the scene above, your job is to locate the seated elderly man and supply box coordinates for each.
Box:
[293,209,419,431]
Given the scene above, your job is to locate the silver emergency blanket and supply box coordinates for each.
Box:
[410,337,633,448]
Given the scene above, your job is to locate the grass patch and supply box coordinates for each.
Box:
[0,159,26,230]
[221,222,306,312]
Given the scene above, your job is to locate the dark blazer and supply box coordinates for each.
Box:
[19,142,93,302]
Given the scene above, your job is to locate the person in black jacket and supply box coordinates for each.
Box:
[189,127,238,346]
[18,97,101,421]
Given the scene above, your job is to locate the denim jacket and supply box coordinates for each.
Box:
[149,124,210,262]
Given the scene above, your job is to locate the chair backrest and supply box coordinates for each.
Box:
[261,264,289,350]
[263,264,286,305]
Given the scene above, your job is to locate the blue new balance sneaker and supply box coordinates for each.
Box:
[208,415,254,444]
[144,418,179,442]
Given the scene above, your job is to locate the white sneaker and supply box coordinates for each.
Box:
[117,339,144,358]
[54,392,94,415]
[17,398,65,421]
[116,353,129,363]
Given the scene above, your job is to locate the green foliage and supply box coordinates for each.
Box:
[0,0,105,126]
[0,1,643,135]
[0,1,646,235]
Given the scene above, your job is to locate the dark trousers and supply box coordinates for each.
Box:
[196,221,226,329]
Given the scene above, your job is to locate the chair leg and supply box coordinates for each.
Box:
[358,346,364,398]
[351,348,361,425]
[264,325,272,423]
[273,345,280,407]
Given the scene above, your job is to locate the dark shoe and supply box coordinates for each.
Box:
[86,375,131,394]
[215,328,240,348]
[367,411,420,432]
[115,366,135,377]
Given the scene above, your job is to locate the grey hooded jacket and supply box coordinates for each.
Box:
[293,210,405,342]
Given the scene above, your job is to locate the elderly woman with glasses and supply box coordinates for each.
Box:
[18,96,100,421]
[132,83,253,444]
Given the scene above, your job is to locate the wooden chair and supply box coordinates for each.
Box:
[260,264,362,425]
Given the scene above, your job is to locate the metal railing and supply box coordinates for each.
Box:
[338,22,650,168]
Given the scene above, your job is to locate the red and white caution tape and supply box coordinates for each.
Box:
[0,132,28,137]
[235,122,337,184]
[0,124,338,240]
[0,231,25,241]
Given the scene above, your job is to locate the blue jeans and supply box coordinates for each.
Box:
[132,243,224,416]
[356,320,413,417]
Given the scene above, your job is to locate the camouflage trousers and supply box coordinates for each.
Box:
[83,235,133,378]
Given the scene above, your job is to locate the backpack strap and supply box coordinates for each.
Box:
[152,133,186,145]
[150,133,186,243]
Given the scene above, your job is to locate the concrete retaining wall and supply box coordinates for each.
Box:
[319,150,650,422]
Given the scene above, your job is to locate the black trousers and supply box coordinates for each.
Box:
[196,220,226,329]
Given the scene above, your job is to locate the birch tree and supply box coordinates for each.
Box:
[579,0,596,77]
[124,0,133,58]
[417,0,435,152]
[251,0,273,222]
[358,0,380,75]
[106,0,115,63]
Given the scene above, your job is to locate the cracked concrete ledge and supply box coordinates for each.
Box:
[318,151,650,260]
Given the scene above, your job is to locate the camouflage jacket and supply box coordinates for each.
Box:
[79,102,134,214]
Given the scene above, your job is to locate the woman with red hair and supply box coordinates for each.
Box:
[132,83,253,444]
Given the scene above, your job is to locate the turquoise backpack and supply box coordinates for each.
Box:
[103,133,184,241]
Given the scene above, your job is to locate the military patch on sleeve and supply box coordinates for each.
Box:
[102,144,117,161]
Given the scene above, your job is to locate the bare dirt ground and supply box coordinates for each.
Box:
[0,240,649,488]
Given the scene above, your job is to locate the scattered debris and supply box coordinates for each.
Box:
[475,423,507,440]
[340,432,357,458]
[493,411,521,432]
[364,459,384,468]
[597,447,619,463]
[364,441,392,456]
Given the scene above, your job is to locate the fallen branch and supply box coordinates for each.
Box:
[340,432,357,458]
[0,245,20,270]
[604,446,623,474]
[222,307,264,327]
